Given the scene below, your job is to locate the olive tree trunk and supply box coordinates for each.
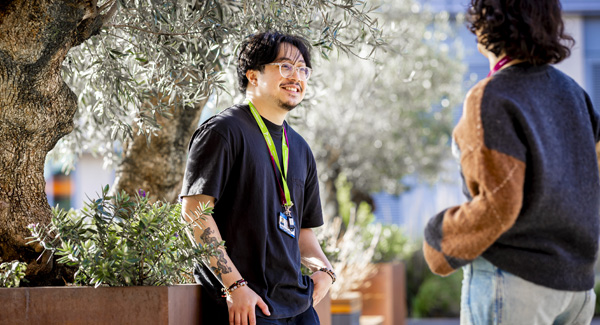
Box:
[112,99,208,203]
[0,0,113,285]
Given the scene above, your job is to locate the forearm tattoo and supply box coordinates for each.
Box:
[200,227,232,276]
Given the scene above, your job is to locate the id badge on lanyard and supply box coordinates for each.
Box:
[248,101,296,238]
[279,212,296,238]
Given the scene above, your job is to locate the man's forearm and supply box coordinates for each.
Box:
[182,194,242,287]
[298,228,333,272]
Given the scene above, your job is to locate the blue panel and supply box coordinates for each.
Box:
[584,17,600,55]
[419,0,466,13]
[593,62,600,110]
[585,17,600,109]
[457,27,488,64]
[561,0,600,13]
[585,59,600,111]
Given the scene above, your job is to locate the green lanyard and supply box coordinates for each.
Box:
[248,101,294,215]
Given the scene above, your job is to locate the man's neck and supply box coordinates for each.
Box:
[246,94,287,126]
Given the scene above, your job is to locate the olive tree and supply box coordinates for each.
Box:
[0,0,382,285]
[293,0,466,214]
[56,1,384,203]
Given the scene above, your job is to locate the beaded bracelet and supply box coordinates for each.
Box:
[318,268,337,284]
[221,279,248,297]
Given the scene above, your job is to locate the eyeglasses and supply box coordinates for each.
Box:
[266,62,312,81]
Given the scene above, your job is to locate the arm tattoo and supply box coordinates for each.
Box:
[200,227,232,276]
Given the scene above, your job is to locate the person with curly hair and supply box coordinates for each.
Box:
[423,0,599,324]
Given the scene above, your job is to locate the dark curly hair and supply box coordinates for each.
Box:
[237,31,312,93]
[466,0,574,65]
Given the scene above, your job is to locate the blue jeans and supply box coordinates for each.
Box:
[256,306,320,325]
[461,257,595,325]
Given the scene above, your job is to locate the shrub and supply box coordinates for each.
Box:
[371,224,414,263]
[412,268,462,318]
[595,282,600,316]
[0,260,27,288]
[28,185,219,287]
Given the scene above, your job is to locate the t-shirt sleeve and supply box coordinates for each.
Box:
[300,151,324,228]
[180,126,233,201]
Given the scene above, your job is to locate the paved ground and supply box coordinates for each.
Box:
[406,318,600,325]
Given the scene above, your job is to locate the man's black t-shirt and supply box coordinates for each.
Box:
[180,104,324,319]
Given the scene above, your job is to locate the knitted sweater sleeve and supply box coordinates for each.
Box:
[423,78,527,275]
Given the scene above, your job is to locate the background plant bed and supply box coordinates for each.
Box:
[0,284,201,324]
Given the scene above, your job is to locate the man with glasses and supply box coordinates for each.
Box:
[180,31,335,325]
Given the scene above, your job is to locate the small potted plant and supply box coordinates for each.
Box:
[0,185,219,324]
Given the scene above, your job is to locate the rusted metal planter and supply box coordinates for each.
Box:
[0,284,201,324]
[357,262,407,325]
[331,291,362,325]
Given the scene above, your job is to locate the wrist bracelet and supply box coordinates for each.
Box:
[318,268,336,284]
[221,278,248,297]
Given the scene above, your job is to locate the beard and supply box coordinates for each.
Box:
[278,99,298,111]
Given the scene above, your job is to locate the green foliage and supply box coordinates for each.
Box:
[371,224,414,263]
[28,185,218,287]
[405,246,431,316]
[412,268,462,318]
[314,173,415,297]
[404,244,462,318]
[595,282,600,316]
[0,261,27,288]
[334,173,415,263]
[295,0,466,201]
[336,173,374,227]
[52,0,385,171]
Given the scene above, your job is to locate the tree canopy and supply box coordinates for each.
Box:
[53,0,384,172]
[296,0,465,209]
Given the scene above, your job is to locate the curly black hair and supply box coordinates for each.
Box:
[466,0,574,65]
[237,31,312,93]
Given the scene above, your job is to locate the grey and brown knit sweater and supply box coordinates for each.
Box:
[424,62,600,291]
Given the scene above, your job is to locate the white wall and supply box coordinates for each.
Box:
[71,154,115,209]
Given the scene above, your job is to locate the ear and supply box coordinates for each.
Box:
[246,70,258,86]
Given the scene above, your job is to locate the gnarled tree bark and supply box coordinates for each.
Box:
[0,0,114,285]
[112,99,208,204]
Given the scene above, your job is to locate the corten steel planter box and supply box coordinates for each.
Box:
[357,262,407,325]
[0,284,201,325]
[331,291,362,325]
